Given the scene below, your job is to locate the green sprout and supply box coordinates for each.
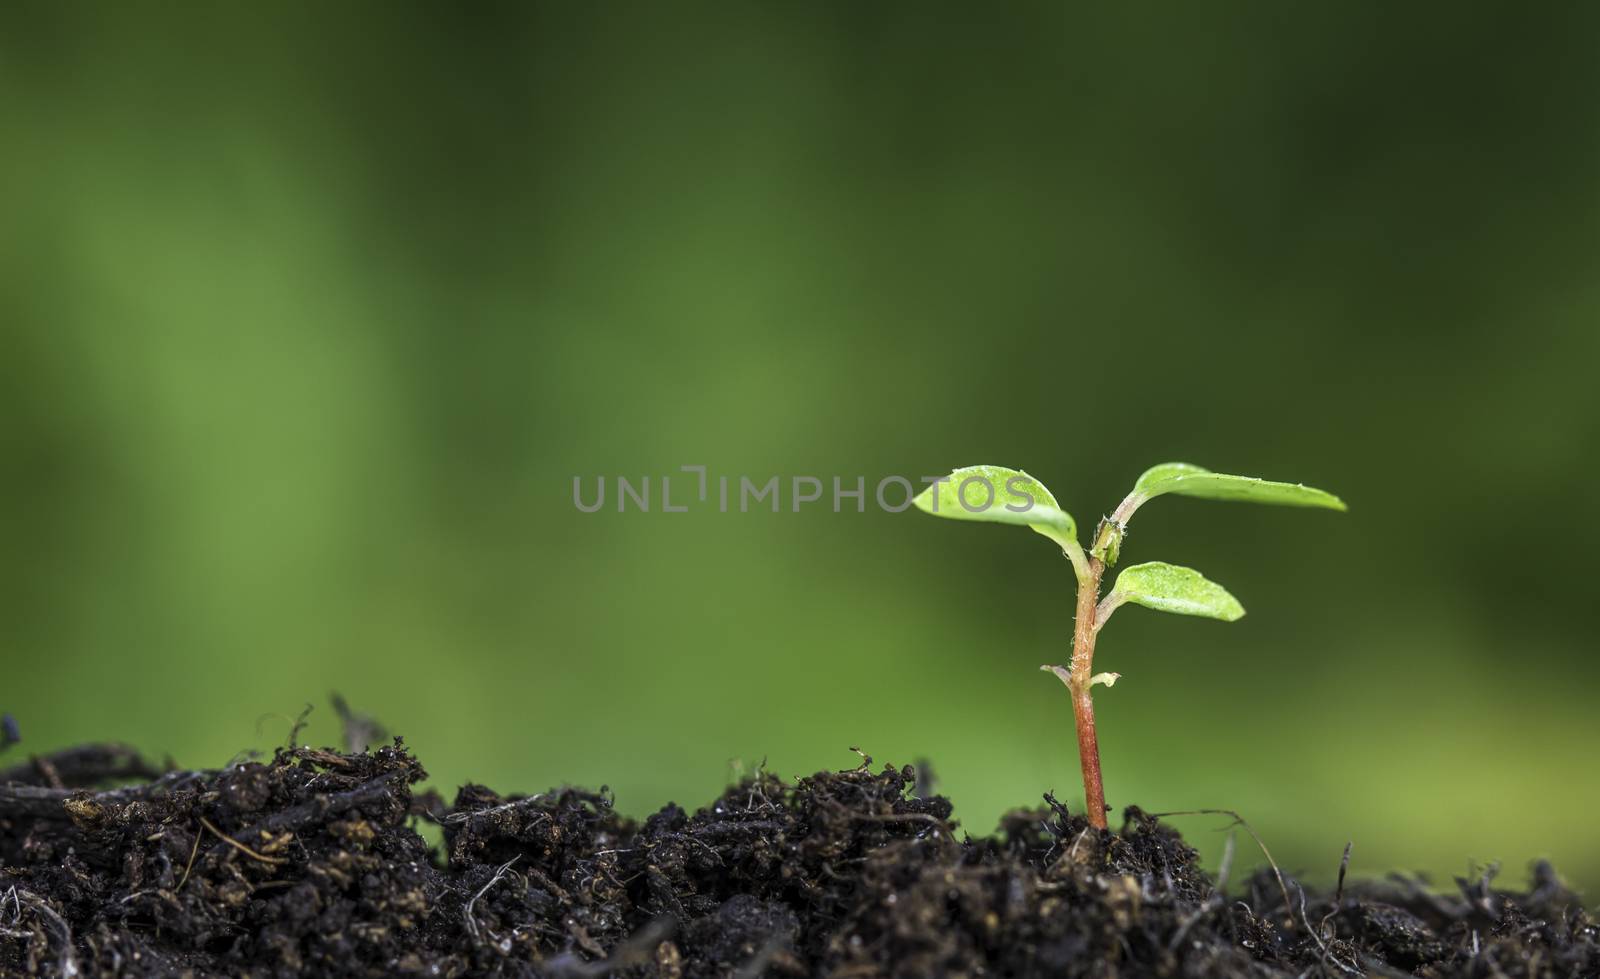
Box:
[911,462,1344,829]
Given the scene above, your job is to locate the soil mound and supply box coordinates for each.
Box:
[0,740,1592,977]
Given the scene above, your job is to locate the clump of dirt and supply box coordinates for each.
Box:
[0,737,1595,977]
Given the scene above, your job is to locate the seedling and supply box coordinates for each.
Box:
[911,463,1344,829]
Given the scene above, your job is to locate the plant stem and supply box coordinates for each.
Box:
[1070,552,1108,829]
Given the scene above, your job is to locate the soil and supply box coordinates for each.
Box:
[0,735,1594,978]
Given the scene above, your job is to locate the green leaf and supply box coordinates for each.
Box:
[1106,561,1244,622]
[1132,462,1210,494]
[1133,462,1346,511]
[912,465,1077,551]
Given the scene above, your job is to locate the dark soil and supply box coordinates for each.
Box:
[0,737,1594,978]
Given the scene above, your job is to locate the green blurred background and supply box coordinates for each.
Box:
[4,4,1598,894]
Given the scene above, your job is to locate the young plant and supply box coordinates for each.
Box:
[911,463,1344,829]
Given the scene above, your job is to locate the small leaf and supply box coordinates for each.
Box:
[1107,561,1244,622]
[913,465,1077,550]
[1040,665,1122,690]
[1090,519,1124,566]
[1133,462,1346,511]
[1040,664,1071,688]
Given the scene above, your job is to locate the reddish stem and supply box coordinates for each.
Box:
[1070,554,1108,828]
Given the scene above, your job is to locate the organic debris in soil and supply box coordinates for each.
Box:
[0,740,1595,978]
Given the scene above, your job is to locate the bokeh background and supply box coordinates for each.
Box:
[4,4,1598,894]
